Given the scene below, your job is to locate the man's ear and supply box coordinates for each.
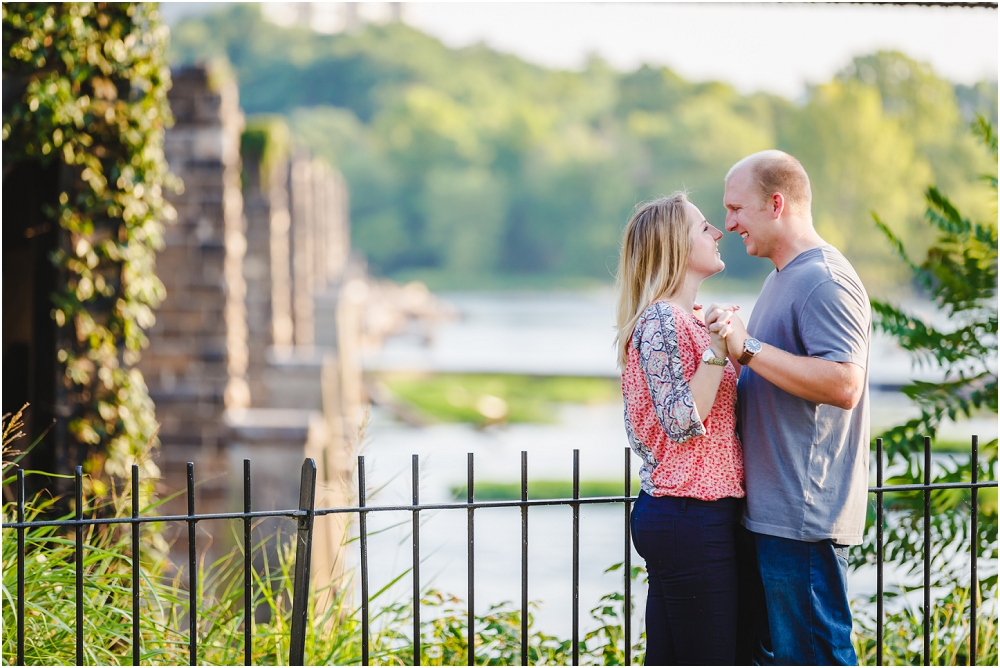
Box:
[770,192,785,220]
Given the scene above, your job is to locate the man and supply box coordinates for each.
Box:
[707,150,871,665]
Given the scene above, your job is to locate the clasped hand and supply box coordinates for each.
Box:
[705,303,748,359]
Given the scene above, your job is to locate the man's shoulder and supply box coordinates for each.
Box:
[818,245,865,284]
[812,247,870,309]
[786,246,869,302]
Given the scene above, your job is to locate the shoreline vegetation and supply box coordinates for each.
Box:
[377,372,623,426]
[449,479,643,501]
[375,371,989,454]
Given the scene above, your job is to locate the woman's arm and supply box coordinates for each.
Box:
[687,326,728,422]
[635,303,727,443]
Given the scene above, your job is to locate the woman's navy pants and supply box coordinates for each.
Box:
[630,491,742,665]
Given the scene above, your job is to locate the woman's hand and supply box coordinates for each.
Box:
[706,304,740,347]
[709,325,728,359]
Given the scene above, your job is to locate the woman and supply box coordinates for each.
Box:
[615,192,745,665]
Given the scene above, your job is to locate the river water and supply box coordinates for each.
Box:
[352,290,995,641]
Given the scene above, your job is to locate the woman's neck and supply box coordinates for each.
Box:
[665,273,702,314]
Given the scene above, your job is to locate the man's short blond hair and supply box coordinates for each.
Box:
[726,150,812,218]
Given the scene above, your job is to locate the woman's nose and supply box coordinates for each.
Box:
[711,225,723,240]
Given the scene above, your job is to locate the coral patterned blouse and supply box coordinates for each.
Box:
[622,302,745,500]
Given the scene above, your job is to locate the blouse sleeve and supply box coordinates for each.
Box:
[632,302,706,443]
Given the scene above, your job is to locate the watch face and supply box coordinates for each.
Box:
[745,338,762,354]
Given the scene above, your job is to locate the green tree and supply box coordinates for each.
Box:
[166,6,998,291]
[781,76,933,291]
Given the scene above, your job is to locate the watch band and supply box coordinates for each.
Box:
[737,349,754,365]
[702,348,726,366]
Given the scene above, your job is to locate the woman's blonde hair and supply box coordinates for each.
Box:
[613,192,692,368]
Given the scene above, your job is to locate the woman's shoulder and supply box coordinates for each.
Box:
[634,301,688,344]
[636,301,671,330]
[640,301,699,328]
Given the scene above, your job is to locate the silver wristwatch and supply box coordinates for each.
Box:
[738,337,762,365]
[702,348,727,366]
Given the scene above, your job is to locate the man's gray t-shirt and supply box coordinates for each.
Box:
[738,245,871,545]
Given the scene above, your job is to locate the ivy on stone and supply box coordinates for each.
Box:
[2,2,176,493]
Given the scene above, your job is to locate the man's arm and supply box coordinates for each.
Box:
[734,340,864,409]
[707,305,865,410]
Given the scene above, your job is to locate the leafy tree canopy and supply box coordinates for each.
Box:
[169,5,997,293]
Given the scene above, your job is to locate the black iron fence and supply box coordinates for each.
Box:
[3,436,996,666]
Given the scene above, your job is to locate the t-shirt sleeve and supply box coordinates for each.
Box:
[798,279,870,368]
[633,303,706,443]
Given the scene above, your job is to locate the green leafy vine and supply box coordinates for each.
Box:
[2,2,176,494]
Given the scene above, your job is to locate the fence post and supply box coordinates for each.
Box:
[970,434,979,666]
[289,458,317,666]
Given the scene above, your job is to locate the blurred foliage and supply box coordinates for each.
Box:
[379,373,622,426]
[2,3,176,491]
[852,119,998,662]
[168,5,997,293]
[870,118,997,463]
[240,114,291,191]
[853,581,998,665]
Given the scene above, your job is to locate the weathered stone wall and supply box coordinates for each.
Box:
[240,145,360,586]
[145,64,369,592]
[242,150,292,407]
[139,67,247,514]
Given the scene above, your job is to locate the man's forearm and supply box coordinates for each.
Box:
[744,343,864,410]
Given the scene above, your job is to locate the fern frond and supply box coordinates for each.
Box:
[871,211,919,272]
[973,113,998,159]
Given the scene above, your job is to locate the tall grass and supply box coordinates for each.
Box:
[1,401,644,666]
[1,485,646,665]
[853,581,998,665]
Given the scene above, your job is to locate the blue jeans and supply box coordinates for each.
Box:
[744,530,857,666]
[630,492,742,665]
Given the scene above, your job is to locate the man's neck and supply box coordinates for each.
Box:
[770,222,826,271]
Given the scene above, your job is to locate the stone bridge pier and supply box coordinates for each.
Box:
[141,65,365,592]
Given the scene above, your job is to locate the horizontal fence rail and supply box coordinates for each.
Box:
[3,436,996,666]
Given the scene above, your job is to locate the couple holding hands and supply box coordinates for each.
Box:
[615,150,871,665]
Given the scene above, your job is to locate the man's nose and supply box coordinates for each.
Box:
[724,212,736,232]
